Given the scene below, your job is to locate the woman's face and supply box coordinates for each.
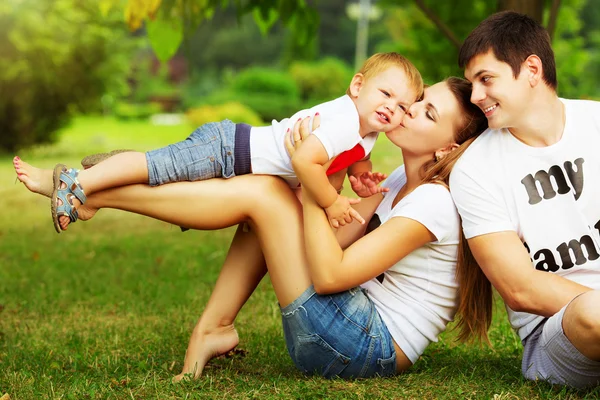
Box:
[385,81,462,158]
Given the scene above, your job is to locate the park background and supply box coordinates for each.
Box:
[1,0,599,398]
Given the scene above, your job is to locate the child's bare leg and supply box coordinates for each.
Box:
[75,151,149,194]
[13,152,149,229]
[175,225,267,381]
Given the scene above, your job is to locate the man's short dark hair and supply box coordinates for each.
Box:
[458,11,557,90]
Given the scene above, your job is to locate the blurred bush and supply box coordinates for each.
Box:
[231,67,299,97]
[114,102,162,121]
[0,0,139,152]
[186,102,263,127]
[130,62,182,112]
[203,67,301,122]
[289,58,353,106]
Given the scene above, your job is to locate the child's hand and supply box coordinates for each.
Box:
[349,171,389,197]
[325,195,365,228]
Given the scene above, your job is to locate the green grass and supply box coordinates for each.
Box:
[1,116,598,399]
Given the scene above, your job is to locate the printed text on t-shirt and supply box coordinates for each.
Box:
[520,158,584,205]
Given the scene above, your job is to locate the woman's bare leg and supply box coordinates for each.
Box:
[83,175,311,306]
[174,225,267,381]
[82,176,311,379]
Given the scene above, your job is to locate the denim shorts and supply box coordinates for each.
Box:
[281,286,397,379]
[522,300,600,388]
[146,120,251,186]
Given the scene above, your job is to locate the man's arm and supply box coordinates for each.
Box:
[469,231,592,316]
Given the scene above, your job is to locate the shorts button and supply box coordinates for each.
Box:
[227,151,232,155]
[210,157,215,162]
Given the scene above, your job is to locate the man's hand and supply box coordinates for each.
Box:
[349,171,389,197]
[325,195,365,228]
[284,114,321,157]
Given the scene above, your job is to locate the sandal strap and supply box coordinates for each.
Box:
[55,191,80,223]
[56,207,79,223]
[59,168,87,204]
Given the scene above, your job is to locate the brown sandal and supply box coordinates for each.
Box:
[80,149,133,169]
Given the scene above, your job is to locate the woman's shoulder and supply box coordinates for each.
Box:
[396,183,459,242]
[410,182,454,207]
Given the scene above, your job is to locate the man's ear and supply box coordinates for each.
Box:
[349,73,365,97]
[523,55,543,87]
[434,143,459,161]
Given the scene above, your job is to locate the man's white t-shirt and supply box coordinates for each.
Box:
[249,95,379,187]
[361,166,460,363]
[450,98,600,340]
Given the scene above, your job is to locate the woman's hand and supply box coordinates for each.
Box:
[284,114,321,156]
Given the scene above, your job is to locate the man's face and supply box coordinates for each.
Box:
[464,50,530,130]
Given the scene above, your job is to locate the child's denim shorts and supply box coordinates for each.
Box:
[145,120,252,186]
[281,285,397,379]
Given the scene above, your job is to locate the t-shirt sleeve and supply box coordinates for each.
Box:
[449,160,514,239]
[389,184,458,242]
[312,117,361,159]
[380,165,406,195]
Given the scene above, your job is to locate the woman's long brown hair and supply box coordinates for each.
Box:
[419,77,493,343]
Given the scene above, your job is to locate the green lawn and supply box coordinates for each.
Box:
[0,116,597,399]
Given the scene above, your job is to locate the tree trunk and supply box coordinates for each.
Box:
[497,0,545,24]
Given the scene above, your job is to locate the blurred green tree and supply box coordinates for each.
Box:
[0,0,138,152]
[111,0,319,63]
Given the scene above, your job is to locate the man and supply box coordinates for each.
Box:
[450,11,600,388]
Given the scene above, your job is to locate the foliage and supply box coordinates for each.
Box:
[103,0,319,63]
[186,102,263,127]
[184,11,285,73]
[376,0,495,84]
[129,61,181,106]
[231,67,299,97]
[202,67,301,121]
[113,102,162,121]
[0,0,139,152]
[552,0,600,98]
[289,58,354,105]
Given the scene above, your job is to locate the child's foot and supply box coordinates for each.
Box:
[13,156,54,198]
[173,324,239,382]
[52,165,87,233]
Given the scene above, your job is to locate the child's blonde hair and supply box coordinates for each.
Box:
[347,52,424,101]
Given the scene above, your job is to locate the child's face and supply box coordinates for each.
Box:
[349,66,416,133]
[464,50,531,130]
[386,82,459,157]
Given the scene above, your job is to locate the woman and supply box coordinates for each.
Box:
[15,78,488,379]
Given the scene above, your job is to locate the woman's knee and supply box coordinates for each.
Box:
[248,176,296,207]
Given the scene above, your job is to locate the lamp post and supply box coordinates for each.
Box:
[347,1,382,70]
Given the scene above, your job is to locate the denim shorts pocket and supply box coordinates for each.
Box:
[295,334,351,378]
[331,288,374,334]
[173,140,219,181]
[377,354,397,377]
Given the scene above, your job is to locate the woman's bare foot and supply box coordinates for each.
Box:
[173,324,240,382]
[13,157,54,198]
